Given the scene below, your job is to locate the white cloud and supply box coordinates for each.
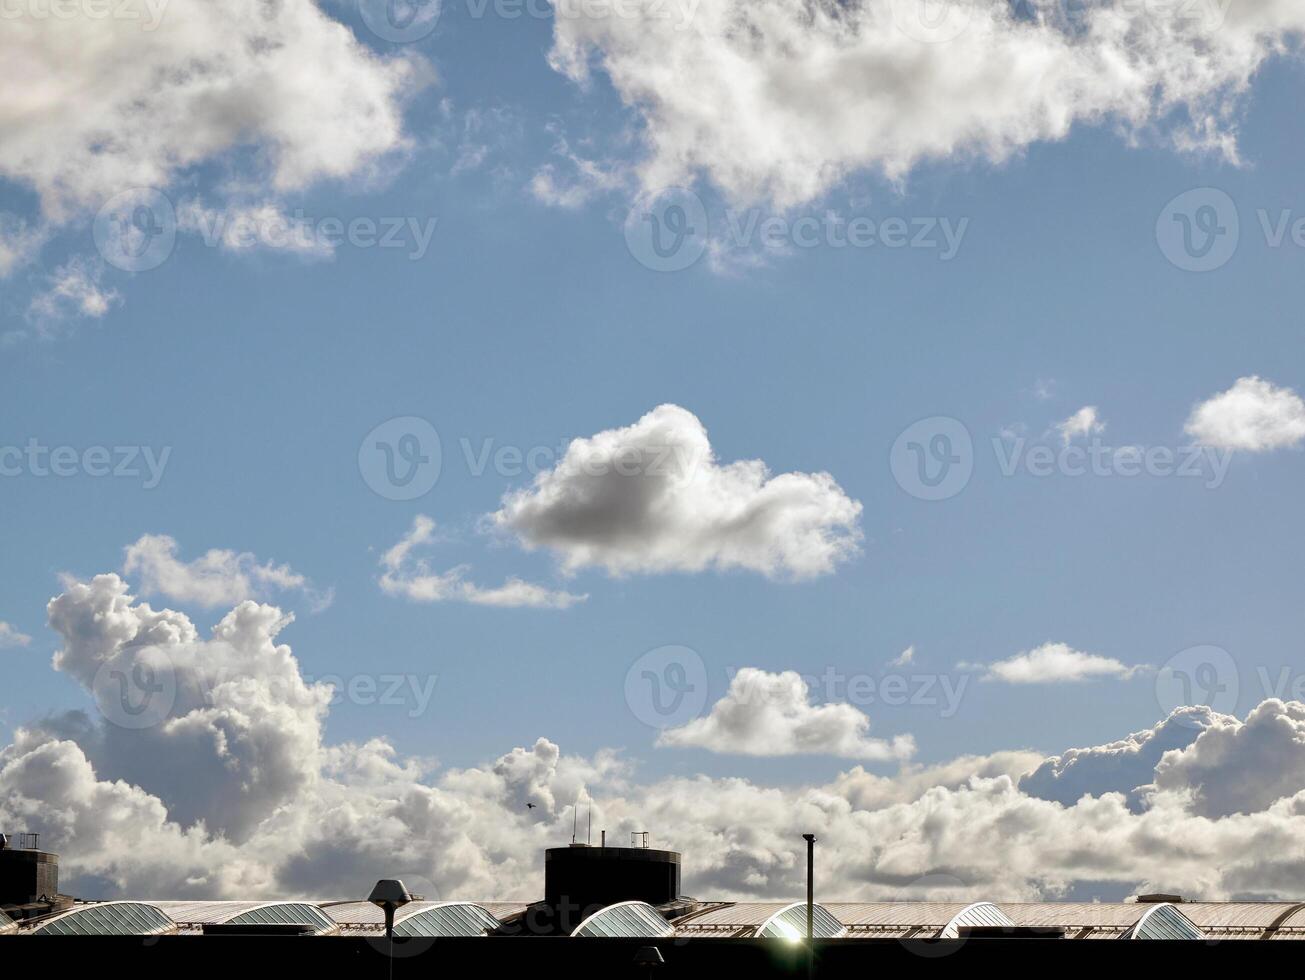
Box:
[1151,699,1305,818]
[1020,705,1217,809]
[966,642,1149,684]
[379,515,588,609]
[548,1,1305,209]
[13,573,1305,901]
[27,258,120,324]
[123,534,333,611]
[658,668,915,761]
[0,622,32,649]
[0,1,421,275]
[1055,406,1105,444]
[888,645,915,668]
[1185,376,1305,452]
[489,404,863,580]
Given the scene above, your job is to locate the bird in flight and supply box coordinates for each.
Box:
[526,803,537,810]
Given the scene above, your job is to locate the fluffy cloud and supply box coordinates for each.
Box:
[1152,699,1305,818]
[548,1,1305,209]
[1055,406,1105,444]
[1185,376,1305,452]
[966,642,1148,684]
[489,405,863,580]
[0,621,32,649]
[657,668,915,760]
[378,516,588,609]
[14,572,1305,902]
[123,534,332,611]
[1,2,418,223]
[1021,705,1217,809]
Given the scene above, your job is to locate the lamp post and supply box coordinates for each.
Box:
[802,834,816,980]
[368,878,415,941]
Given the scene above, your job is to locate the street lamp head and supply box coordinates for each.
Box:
[368,879,415,909]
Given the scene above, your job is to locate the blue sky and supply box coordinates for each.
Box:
[4,2,1305,901]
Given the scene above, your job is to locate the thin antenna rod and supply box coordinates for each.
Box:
[572,800,578,845]
[587,804,592,846]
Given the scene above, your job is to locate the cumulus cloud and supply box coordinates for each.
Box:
[1055,406,1105,444]
[1021,705,1218,809]
[0,0,422,317]
[12,574,1305,902]
[548,0,1305,209]
[1,2,419,222]
[489,404,863,580]
[379,515,587,609]
[1152,699,1305,818]
[1185,376,1305,452]
[966,642,1149,684]
[123,534,332,612]
[0,621,32,649]
[658,668,915,760]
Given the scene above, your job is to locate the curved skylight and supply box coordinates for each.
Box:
[571,901,675,938]
[757,903,847,940]
[0,909,17,936]
[1122,904,1205,941]
[224,903,338,936]
[31,902,177,937]
[938,902,1016,939]
[393,903,500,938]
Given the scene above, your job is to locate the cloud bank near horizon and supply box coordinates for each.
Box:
[6,573,1305,903]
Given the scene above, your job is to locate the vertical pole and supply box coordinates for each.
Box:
[802,834,816,980]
